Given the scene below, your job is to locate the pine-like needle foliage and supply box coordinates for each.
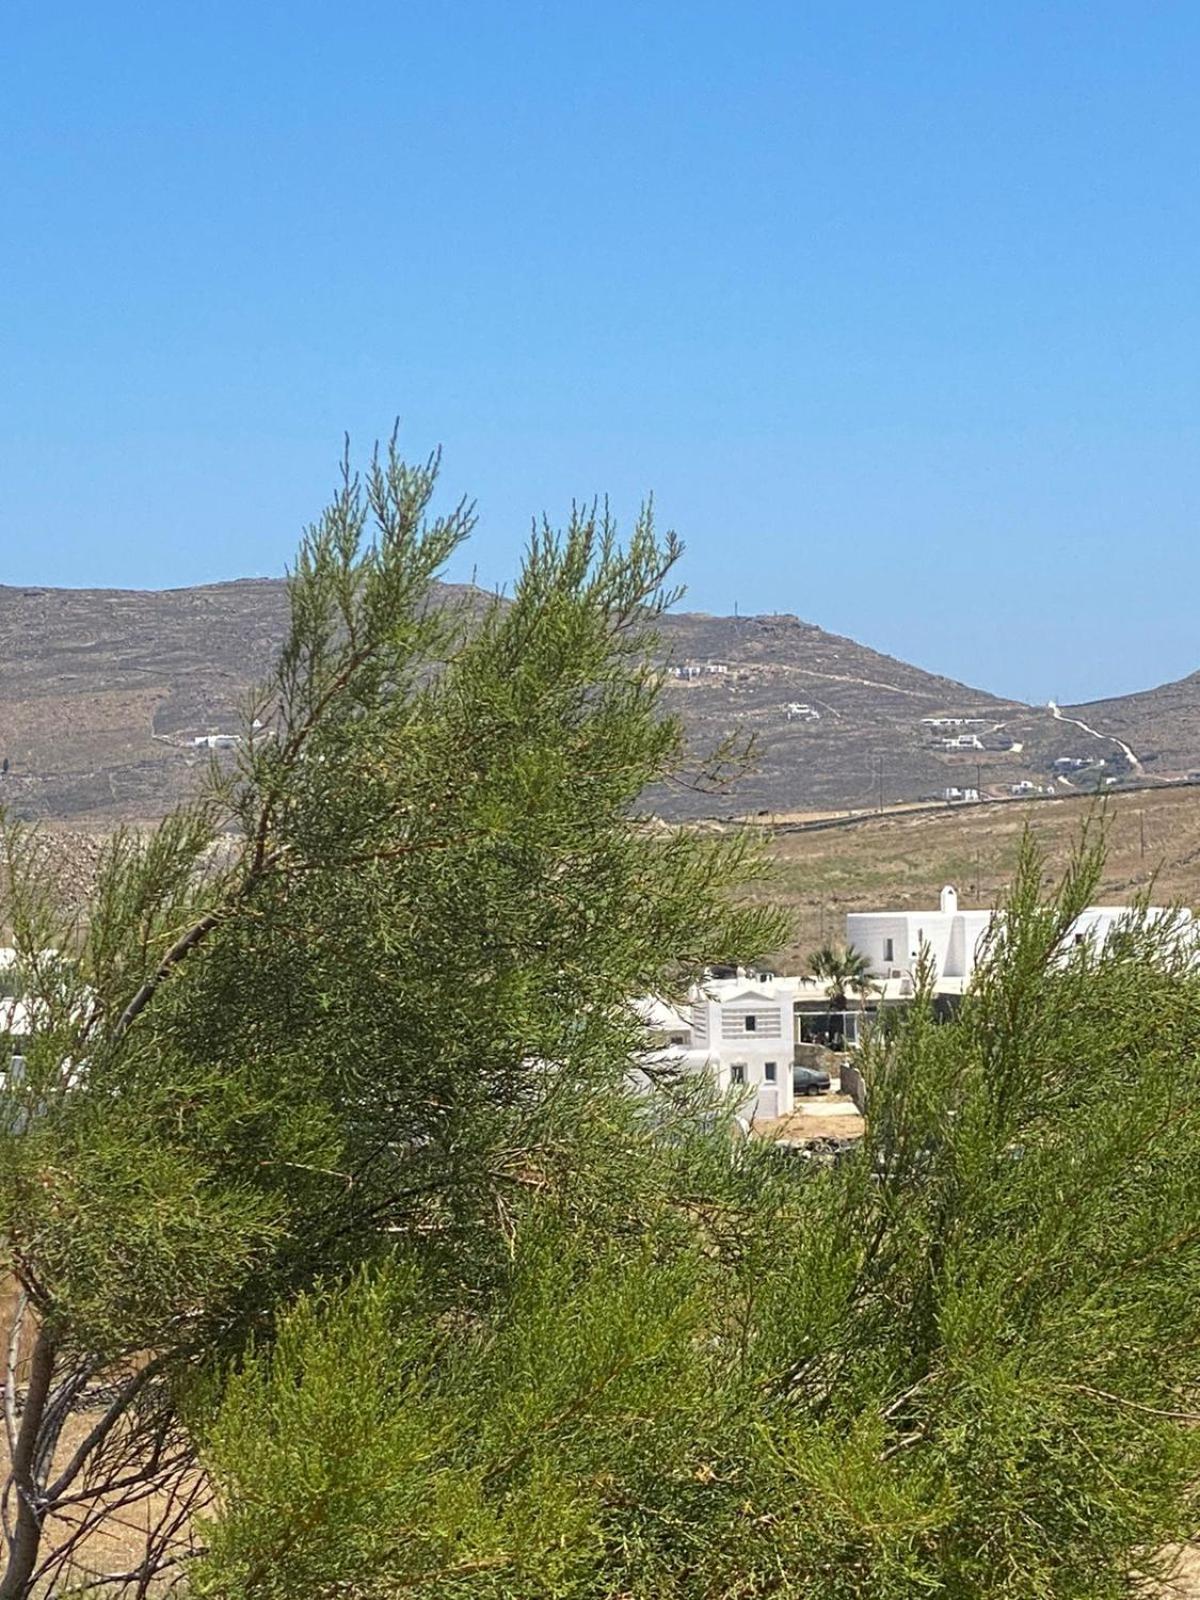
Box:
[0,442,780,1598]
[195,832,1200,1600]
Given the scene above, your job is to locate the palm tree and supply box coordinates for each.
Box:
[808,942,878,1018]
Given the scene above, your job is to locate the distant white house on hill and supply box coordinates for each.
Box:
[191,733,241,750]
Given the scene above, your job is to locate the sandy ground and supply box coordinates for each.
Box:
[1155,1545,1200,1596]
[0,1283,201,1594]
[0,1413,196,1595]
[758,1084,866,1144]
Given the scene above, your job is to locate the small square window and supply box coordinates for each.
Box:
[744,1015,757,1032]
[731,1063,746,1085]
[764,1061,777,1082]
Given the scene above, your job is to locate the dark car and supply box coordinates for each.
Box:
[793,1064,831,1096]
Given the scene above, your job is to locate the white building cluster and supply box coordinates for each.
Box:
[639,885,1196,1127]
[641,969,913,1123]
[848,887,1194,986]
[669,661,729,680]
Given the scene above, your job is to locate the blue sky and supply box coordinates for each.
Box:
[3,2,1198,703]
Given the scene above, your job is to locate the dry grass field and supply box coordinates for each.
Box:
[750,783,1200,969]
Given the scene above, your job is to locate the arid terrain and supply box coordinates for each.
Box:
[4,579,1198,824]
[753,782,1200,968]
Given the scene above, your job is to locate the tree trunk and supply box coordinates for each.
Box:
[0,1327,55,1600]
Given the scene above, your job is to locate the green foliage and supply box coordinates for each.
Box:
[196,834,1200,1599]
[0,440,782,1597]
[191,1223,722,1600]
[8,436,1200,1597]
[807,941,876,1010]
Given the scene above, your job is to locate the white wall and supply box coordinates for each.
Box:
[849,896,1188,986]
[688,984,796,1120]
[845,913,911,976]
[847,906,995,981]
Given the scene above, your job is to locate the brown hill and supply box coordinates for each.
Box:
[1065,671,1200,784]
[0,580,1169,824]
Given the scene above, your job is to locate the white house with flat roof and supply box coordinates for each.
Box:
[687,978,797,1121]
[847,886,993,982]
[847,887,1195,985]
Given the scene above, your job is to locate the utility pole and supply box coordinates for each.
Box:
[877,756,885,814]
[1139,809,1146,861]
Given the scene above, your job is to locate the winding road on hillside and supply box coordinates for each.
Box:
[1048,701,1144,775]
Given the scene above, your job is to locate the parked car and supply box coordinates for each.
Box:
[793,1064,831,1096]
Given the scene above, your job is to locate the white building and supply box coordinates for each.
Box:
[687,978,798,1121]
[631,995,693,1049]
[847,886,1195,985]
[848,886,993,982]
[669,661,729,681]
[191,734,241,750]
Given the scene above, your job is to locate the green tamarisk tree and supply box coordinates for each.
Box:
[0,439,781,1597]
[195,832,1200,1599]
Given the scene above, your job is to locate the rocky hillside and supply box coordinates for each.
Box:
[1063,671,1200,785]
[0,580,1167,824]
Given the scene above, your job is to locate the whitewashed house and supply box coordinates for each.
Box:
[847,886,995,982]
[687,978,797,1120]
[848,886,1196,986]
[631,995,693,1050]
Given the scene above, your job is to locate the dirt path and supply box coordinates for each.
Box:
[788,666,953,698]
[1049,700,1144,774]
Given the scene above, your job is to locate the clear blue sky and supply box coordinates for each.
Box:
[3,2,1198,704]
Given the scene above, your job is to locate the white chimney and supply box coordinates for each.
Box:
[940,885,958,915]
